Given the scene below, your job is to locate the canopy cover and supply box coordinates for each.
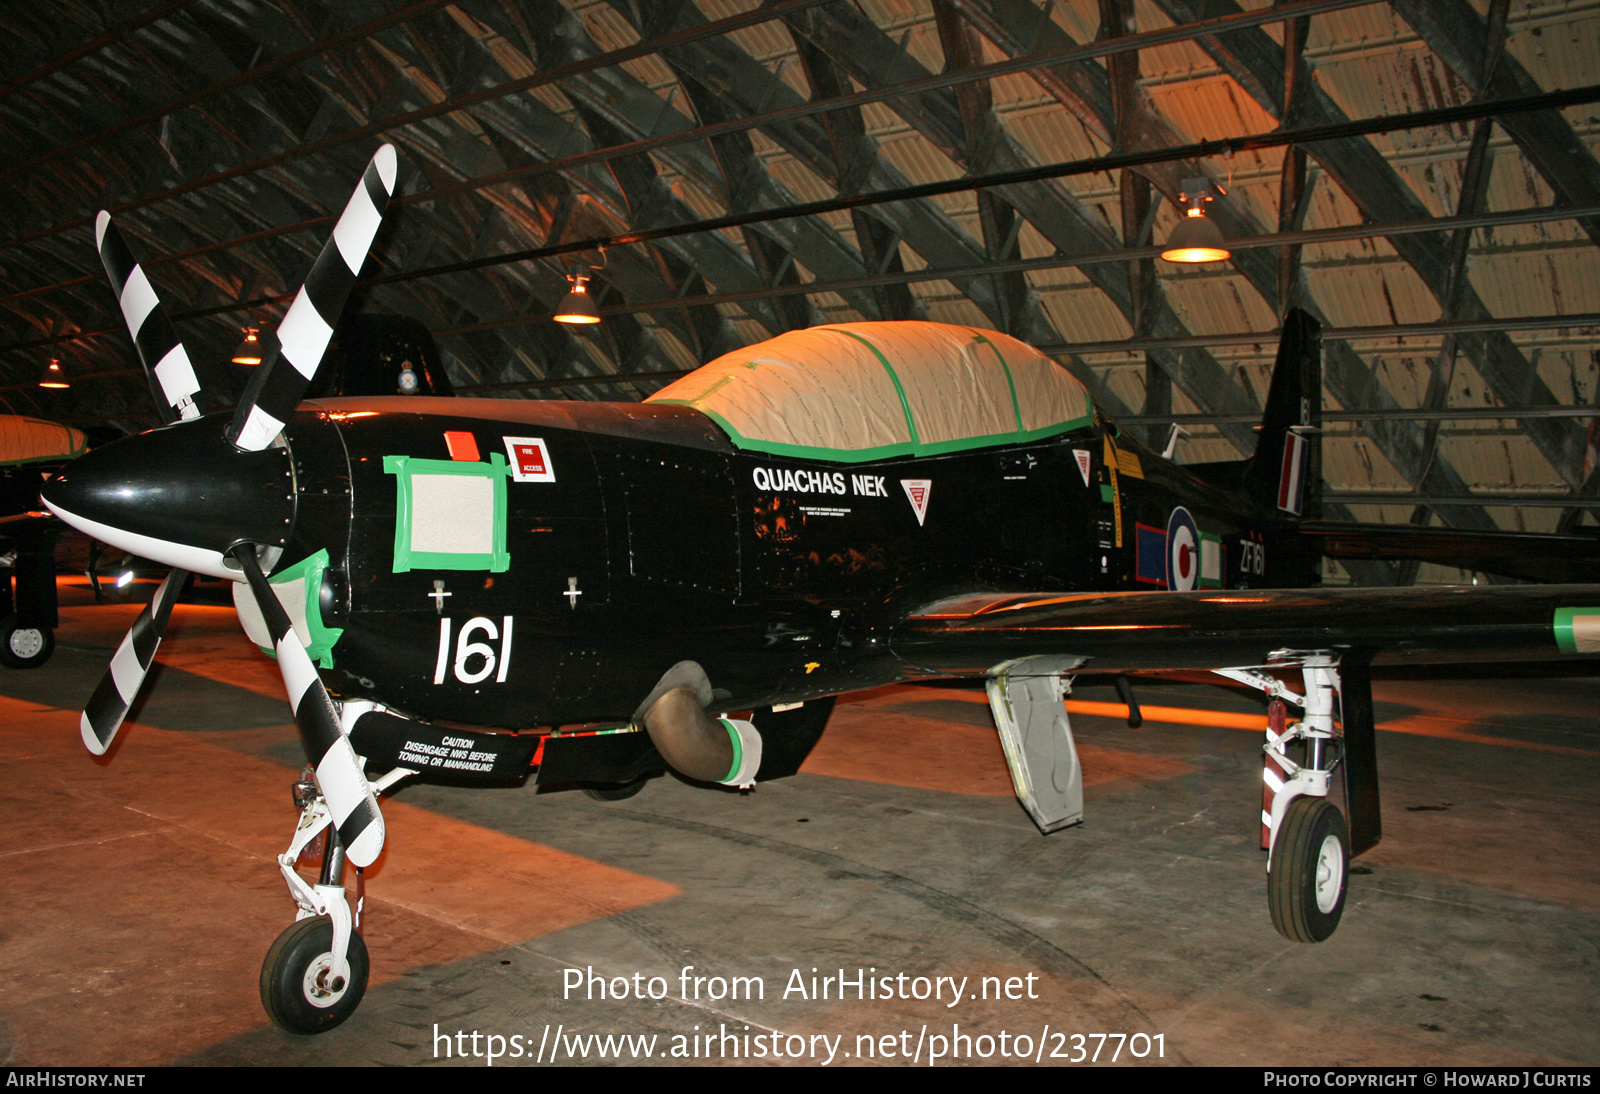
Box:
[646,322,1092,462]
[0,415,87,466]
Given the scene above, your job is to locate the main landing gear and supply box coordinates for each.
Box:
[263,762,411,1034]
[0,615,53,669]
[1216,653,1379,944]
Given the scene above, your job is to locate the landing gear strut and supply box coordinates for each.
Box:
[263,751,411,1034]
[1216,652,1376,943]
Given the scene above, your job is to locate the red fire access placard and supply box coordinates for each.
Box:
[502,436,556,482]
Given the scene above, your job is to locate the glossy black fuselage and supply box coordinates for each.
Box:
[273,396,1316,730]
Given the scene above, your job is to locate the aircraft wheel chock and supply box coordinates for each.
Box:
[0,616,52,669]
[1268,796,1348,943]
[260,916,369,1034]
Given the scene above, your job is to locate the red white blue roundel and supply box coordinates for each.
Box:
[1166,506,1200,591]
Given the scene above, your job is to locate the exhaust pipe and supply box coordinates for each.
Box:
[635,662,762,788]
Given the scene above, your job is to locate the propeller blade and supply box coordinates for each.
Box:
[232,545,384,868]
[229,144,398,452]
[94,213,202,423]
[80,567,188,755]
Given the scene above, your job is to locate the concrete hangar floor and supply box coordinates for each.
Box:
[1,577,1596,1068]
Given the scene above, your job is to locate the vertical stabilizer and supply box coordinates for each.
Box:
[1245,308,1322,520]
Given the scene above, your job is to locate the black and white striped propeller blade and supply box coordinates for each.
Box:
[94,213,202,423]
[232,545,384,868]
[229,144,397,453]
[80,220,200,755]
[80,568,188,755]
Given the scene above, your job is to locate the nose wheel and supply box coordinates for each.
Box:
[260,915,370,1035]
[1268,796,1348,943]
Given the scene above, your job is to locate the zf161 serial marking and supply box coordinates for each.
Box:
[434,615,514,685]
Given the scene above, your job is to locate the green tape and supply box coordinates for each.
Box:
[384,452,511,573]
[1553,607,1600,654]
[254,548,344,668]
[720,718,743,783]
[835,328,921,449]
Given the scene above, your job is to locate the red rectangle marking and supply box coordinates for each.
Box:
[444,431,481,462]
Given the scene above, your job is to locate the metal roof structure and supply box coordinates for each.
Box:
[0,0,1596,582]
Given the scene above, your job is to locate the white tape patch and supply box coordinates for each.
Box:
[411,474,494,555]
[152,344,200,405]
[108,636,145,704]
[332,182,383,273]
[373,144,397,193]
[277,632,320,709]
[80,712,109,755]
[277,289,335,380]
[235,405,287,453]
[119,266,159,337]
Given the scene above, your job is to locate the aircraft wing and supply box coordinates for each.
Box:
[1299,522,1600,584]
[891,585,1600,675]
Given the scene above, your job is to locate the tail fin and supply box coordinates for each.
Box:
[1244,308,1322,519]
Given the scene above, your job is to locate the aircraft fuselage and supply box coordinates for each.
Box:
[265,396,1314,729]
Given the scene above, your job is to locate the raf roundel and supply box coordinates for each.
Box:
[1166,506,1200,591]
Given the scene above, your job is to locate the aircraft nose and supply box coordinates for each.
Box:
[42,416,296,580]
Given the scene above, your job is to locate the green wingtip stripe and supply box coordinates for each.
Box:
[1553,607,1600,654]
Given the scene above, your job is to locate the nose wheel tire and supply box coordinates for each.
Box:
[260,915,369,1034]
[1268,797,1348,943]
[0,616,53,669]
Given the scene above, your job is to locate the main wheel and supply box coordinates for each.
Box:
[0,616,52,669]
[1268,796,1348,943]
[260,916,369,1034]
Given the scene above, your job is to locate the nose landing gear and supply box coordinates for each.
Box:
[262,760,411,1034]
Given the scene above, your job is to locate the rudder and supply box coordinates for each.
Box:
[1244,308,1322,520]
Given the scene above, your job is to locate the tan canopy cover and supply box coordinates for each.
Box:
[647,322,1091,462]
[0,415,86,466]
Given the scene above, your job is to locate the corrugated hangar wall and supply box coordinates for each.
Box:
[0,0,1596,582]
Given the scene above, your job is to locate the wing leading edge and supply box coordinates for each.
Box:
[892,585,1600,675]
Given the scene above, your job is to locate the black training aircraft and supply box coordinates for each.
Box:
[41,146,1600,1033]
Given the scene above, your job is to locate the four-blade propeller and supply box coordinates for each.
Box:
[69,144,398,868]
